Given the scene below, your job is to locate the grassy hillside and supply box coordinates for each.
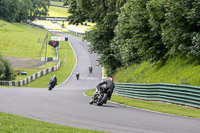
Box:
[114,55,200,86]
[48,6,70,17]
[0,19,55,59]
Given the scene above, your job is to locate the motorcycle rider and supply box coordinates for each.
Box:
[76,71,80,80]
[97,77,115,100]
[49,75,57,88]
[89,66,93,73]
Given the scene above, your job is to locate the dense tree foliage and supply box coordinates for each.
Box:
[0,0,21,22]
[64,0,127,76]
[0,55,15,81]
[113,0,150,66]
[29,0,50,21]
[0,0,50,22]
[162,0,200,58]
[65,0,200,76]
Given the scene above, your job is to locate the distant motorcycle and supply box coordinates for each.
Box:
[48,75,57,91]
[76,72,80,80]
[89,85,108,106]
[48,80,56,91]
[89,67,93,73]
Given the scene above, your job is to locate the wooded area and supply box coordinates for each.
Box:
[0,0,50,22]
[65,0,200,76]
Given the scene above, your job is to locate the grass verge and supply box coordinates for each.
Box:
[0,112,106,133]
[85,89,200,119]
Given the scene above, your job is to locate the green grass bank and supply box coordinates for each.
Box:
[114,55,200,86]
[0,112,106,133]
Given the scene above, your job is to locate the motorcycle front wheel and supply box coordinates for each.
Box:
[48,84,52,91]
[89,99,93,104]
[97,93,108,106]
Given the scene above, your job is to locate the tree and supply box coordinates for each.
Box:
[16,0,32,22]
[162,0,200,59]
[0,0,21,22]
[0,0,50,22]
[65,0,127,76]
[29,0,50,21]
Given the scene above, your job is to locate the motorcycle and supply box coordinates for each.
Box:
[76,73,79,80]
[89,67,93,73]
[89,85,108,106]
[48,80,56,91]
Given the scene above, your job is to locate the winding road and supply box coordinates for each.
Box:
[0,28,200,133]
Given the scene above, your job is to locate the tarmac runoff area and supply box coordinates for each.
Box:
[4,56,56,69]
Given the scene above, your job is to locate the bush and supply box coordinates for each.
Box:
[0,55,16,81]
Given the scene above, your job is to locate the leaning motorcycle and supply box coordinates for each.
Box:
[48,80,55,91]
[76,72,80,80]
[89,67,93,73]
[89,85,108,106]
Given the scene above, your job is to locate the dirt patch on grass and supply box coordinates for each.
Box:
[4,56,45,69]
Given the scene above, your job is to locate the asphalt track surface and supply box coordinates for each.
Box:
[0,29,200,133]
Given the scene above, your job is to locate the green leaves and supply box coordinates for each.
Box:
[66,0,200,76]
[0,0,50,22]
[29,0,50,21]
[0,55,15,81]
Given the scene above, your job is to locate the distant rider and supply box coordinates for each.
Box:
[76,71,80,80]
[49,75,57,87]
[97,77,115,100]
[89,66,93,73]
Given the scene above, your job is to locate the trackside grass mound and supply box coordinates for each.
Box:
[0,19,55,59]
[0,112,106,133]
[85,89,200,119]
[114,55,200,86]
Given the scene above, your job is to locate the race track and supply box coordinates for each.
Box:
[0,30,200,133]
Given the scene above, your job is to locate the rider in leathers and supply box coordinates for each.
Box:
[50,75,57,87]
[98,78,115,100]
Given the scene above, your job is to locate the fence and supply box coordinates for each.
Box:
[0,59,61,86]
[114,83,200,108]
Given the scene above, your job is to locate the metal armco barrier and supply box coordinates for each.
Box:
[114,83,200,108]
[0,59,61,86]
